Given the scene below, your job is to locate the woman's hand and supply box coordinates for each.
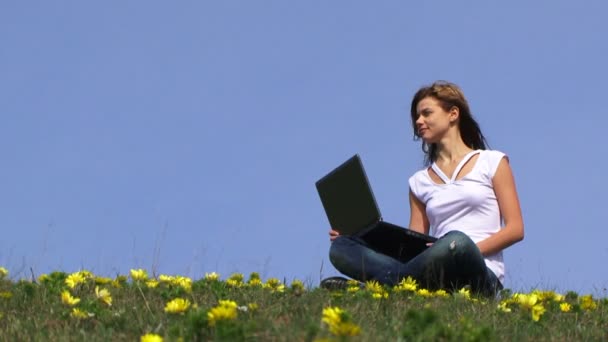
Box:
[329,229,340,242]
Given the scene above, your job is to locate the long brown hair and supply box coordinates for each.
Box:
[410,81,488,165]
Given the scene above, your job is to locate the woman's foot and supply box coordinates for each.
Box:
[320,276,351,290]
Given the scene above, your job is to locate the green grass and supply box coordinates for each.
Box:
[0,270,606,341]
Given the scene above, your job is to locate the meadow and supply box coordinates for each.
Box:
[0,267,606,341]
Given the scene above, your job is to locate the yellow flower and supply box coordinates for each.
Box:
[248,278,263,286]
[291,279,305,290]
[37,274,50,283]
[416,288,433,298]
[140,333,164,342]
[61,291,81,306]
[263,278,285,292]
[164,298,191,314]
[130,269,149,281]
[172,276,192,292]
[159,274,174,283]
[434,289,449,298]
[514,293,538,309]
[0,267,8,278]
[0,291,13,299]
[247,303,258,311]
[207,301,238,326]
[95,286,112,306]
[455,287,471,300]
[321,307,361,337]
[65,272,86,289]
[513,293,545,321]
[394,276,418,292]
[70,308,92,319]
[372,292,389,299]
[226,279,242,288]
[560,303,572,312]
[111,275,128,288]
[218,299,238,309]
[146,280,159,288]
[579,295,597,311]
[531,304,546,322]
[365,280,383,293]
[321,307,344,326]
[204,272,220,281]
[94,276,113,285]
[228,273,244,282]
[497,301,512,313]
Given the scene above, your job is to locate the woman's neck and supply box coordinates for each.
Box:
[434,130,473,164]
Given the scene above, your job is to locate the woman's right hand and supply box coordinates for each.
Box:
[329,229,340,242]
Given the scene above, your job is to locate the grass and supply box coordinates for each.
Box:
[0,268,606,341]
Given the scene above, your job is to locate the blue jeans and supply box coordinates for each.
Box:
[329,230,502,296]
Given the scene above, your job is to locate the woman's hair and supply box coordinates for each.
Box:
[410,81,488,165]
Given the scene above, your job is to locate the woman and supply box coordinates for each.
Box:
[323,81,524,296]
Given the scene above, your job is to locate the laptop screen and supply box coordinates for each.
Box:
[315,154,382,235]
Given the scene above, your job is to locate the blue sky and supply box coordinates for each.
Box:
[1,1,607,295]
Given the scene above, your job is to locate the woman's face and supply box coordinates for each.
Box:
[414,97,455,144]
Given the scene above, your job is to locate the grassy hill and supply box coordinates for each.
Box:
[0,268,606,341]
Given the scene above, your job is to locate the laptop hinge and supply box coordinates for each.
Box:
[356,218,382,237]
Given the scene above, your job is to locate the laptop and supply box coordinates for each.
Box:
[316,154,437,263]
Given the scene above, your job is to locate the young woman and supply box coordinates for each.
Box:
[323,81,524,295]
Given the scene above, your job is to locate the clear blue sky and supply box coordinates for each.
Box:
[1,1,607,295]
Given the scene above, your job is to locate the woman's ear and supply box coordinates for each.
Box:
[449,106,460,123]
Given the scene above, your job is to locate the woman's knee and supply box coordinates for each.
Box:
[441,230,477,252]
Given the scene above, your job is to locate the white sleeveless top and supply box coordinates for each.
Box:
[408,149,507,283]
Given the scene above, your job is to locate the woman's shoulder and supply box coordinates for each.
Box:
[479,149,508,177]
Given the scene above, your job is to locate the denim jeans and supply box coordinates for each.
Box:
[329,230,502,296]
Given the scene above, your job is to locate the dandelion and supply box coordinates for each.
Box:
[65,272,86,289]
[146,280,159,288]
[497,301,512,313]
[112,275,128,288]
[226,273,244,288]
[434,289,449,298]
[164,298,191,314]
[204,272,220,281]
[159,274,174,283]
[61,291,81,306]
[365,280,388,298]
[263,278,285,293]
[291,279,305,292]
[580,295,597,311]
[130,269,149,281]
[95,276,113,285]
[416,288,433,298]
[321,307,361,337]
[531,304,546,322]
[394,276,418,292]
[560,303,572,312]
[95,286,112,306]
[0,267,8,278]
[172,276,192,292]
[455,287,471,300]
[140,333,164,342]
[207,300,238,326]
[228,273,244,282]
[372,292,389,299]
[247,272,262,286]
[514,293,546,322]
[70,308,93,319]
[37,274,50,283]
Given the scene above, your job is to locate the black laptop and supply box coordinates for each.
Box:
[316,154,437,263]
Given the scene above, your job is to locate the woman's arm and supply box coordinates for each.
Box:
[409,189,430,235]
[476,157,524,256]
